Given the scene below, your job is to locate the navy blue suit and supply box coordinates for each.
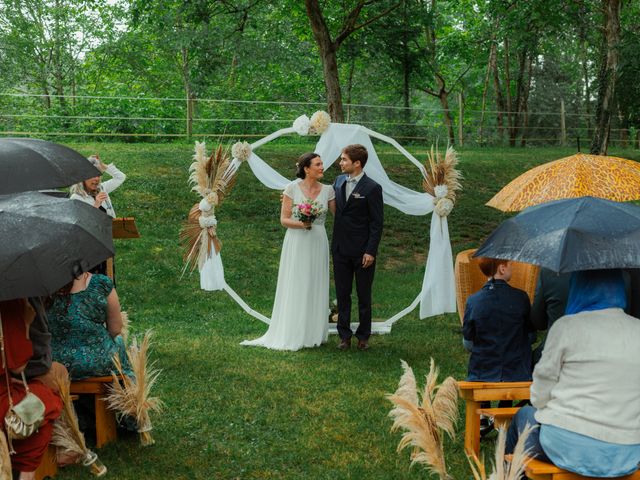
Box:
[332,173,383,340]
[463,279,533,382]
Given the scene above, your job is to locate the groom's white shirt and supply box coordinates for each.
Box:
[345,171,365,200]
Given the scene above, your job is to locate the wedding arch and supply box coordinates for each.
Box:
[190,112,457,333]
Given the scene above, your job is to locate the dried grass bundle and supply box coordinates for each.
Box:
[179,205,223,274]
[105,331,163,446]
[467,426,533,480]
[0,431,10,480]
[181,142,238,273]
[187,143,237,205]
[387,359,459,480]
[422,146,463,201]
[120,311,130,343]
[51,373,106,476]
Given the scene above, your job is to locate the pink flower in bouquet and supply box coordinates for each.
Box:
[292,198,326,230]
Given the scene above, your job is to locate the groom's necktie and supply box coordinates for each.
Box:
[345,177,357,200]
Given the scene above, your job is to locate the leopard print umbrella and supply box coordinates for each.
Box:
[487,153,640,212]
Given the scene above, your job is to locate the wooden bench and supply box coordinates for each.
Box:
[525,458,640,480]
[458,380,531,456]
[476,406,520,428]
[69,376,117,448]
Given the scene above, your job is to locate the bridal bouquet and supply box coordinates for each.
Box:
[292,199,324,230]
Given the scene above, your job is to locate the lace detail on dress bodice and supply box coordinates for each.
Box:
[286,182,334,226]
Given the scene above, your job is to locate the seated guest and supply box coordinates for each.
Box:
[530,269,572,365]
[625,268,640,318]
[46,272,131,380]
[531,268,640,365]
[506,269,640,477]
[463,257,533,382]
[24,297,68,391]
[0,299,62,480]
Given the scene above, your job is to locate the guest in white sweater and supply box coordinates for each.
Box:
[505,268,640,477]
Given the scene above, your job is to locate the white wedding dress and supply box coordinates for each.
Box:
[241,181,334,350]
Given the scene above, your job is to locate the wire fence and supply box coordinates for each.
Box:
[1,92,638,147]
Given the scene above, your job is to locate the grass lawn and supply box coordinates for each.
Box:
[54,141,640,479]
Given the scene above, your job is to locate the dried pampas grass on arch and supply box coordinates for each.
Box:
[422,146,463,201]
[180,142,238,274]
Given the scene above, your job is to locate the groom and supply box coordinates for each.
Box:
[332,144,383,350]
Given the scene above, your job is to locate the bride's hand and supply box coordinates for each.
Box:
[302,221,312,230]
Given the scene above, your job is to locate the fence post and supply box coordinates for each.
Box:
[186,95,193,139]
[458,92,464,147]
[560,98,567,146]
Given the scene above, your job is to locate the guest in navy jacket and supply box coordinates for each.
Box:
[463,257,533,382]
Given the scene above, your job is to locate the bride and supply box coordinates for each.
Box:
[241,152,335,350]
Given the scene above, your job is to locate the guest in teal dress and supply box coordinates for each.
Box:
[46,272,131,380]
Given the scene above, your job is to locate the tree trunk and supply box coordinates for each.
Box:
[437,87,455,145]
[509,48,528,146]
[519,54,534,147]
[479,41,495,145]
[345,54,356,122]
[591,0,621,155]
[618,103,628,147]
[401,0,411,127]
[181,47,193,138]
[491,44,505,143]
[321,48,344,122]
[504,39,513,141]
[578,1,592,135]
[52,0,66,110]
[305,0,345,122]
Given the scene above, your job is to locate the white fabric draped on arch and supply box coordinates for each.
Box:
[201,120,456,330]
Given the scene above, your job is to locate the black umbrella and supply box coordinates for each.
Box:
[0,191,114,301]
[475,196,640,273]
[0,138,100,195]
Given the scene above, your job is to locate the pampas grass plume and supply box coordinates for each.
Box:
[105,330,164,446]
[387,359,459,480]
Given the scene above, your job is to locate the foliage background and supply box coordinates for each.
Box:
[1,0,639,146]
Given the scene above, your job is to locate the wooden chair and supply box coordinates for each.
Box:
[476,406,520,428]
[524,458,640,480]
[69,376,118,448]
[458,380,531,456]
[454,248,540,323]
[34,444,57,480]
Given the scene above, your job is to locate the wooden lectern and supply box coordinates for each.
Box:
[106,217,140,279]
[112,217,140,239]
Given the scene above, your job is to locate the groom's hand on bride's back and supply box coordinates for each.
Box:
[362,254,375,268]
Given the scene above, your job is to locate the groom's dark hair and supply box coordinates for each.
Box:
[342,144,368,168]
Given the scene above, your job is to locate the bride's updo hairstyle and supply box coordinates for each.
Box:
[295,152,320,179]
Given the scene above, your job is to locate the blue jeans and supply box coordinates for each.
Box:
[505,406,550,461]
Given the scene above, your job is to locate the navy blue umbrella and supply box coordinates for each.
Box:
[0,138,100,195]
[0,191,114,301]
[475,196,640,273]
